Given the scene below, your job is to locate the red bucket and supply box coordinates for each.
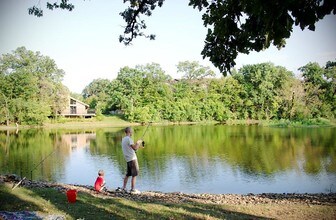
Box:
[66,189,77,203]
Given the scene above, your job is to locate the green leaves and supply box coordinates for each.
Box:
[233,63,294,120]
[299,61,336,118]
[0,47,69,125]
[46,0,75,11]
[2,44,335,126]
[28,6,43,17]
[177,61,215,80]
[119,0,164,45]
[191,0,336,73]
[28,0,335,75]
[29,0,74,17]
[119,0,336,73]
[108,63,171,122]
[81,60,335,123]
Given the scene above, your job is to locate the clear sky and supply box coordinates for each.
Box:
[1,0,335,93]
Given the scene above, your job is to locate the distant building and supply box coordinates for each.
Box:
[60,97,95,118]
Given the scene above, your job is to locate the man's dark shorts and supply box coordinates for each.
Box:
[126,159,139,177]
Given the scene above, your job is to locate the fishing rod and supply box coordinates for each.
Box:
[139,122,152,147]
[30,150,56,180]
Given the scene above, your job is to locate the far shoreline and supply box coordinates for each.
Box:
[0,116,335,131]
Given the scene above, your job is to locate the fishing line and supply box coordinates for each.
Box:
[140,122,151,139]
[139,122,152,147]
[30,150,56,180]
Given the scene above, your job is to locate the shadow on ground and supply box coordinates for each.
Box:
[33,189,270,219]
[1,183,271,219]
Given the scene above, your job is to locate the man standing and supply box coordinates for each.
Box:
[118,127,143,194]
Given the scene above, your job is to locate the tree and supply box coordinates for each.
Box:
[81,59,334,122]
[0,47,68,125]
[299,61,336,118]
[0,91,9,126]
[82,78,112,114]
[190,0,336,73]
[211,77,245,120]
[29,0,336,74]
[177,61,215,80]
[277,78,308,120]
[324,61,336,116]
[51,83,69,118]
[233,63,293,120]
[108,63,171,122]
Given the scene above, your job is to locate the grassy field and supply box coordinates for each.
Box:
[1,182,335,220]
[43,115,137,129]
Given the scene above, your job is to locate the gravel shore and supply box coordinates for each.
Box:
[2,174,335,207]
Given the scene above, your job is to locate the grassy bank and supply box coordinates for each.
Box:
[0,116,136,130]
[0,116,335,131]
[263,118,336,127]
[1,181,335,220]
[0,115,214,130]
[43,115,136,129]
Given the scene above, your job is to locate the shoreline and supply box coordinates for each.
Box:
[2,175,335,206]
[2,174,336,219]
[1,118,335,131]
[0,118,210,131]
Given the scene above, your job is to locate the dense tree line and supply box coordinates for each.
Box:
[0,47,335,125]
[83,61,335,123]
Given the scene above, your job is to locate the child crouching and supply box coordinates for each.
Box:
[94,170,106,192]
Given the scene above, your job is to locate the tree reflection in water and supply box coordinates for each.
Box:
[0,125,335,193]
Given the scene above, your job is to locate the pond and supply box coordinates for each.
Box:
[0,125,335,194]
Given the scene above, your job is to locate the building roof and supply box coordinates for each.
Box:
[70,96,89,107]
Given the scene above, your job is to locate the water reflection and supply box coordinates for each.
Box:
[61,132,96,151]
[0,125,335,194]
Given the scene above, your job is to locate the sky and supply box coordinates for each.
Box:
[1,0,336,93]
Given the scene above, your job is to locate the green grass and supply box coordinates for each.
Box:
[223,118,336,127]
[1,116,335,130]
[45,115,134,127]
[264,118,336,127]
[0,115,136,130]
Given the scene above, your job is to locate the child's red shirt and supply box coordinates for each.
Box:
[94,176,104,191]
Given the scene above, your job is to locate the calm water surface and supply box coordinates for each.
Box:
[1,125,335,194]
